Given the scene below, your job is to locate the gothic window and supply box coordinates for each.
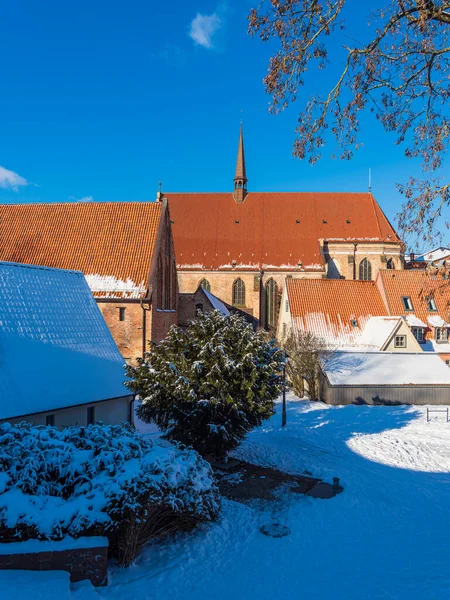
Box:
[199,278,211,293]
[265,278,278,329]
[386,258,395,270]
[359,258,372,281]
[157,255,163,309]
[232,278,246,307]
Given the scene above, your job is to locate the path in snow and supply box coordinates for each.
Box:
[102,395,450,600]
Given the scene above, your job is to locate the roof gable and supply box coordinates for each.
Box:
[0,202,163,298]
[167,192,400,271]
[0,262,130,419]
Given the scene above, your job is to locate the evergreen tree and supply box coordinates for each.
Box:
[126,311,284,457]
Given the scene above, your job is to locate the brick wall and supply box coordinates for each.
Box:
[97,301,144,362]
[0,538,108,587]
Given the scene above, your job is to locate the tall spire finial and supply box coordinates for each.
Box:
[233,121,248,203]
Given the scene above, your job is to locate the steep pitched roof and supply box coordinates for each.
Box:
[167,192,399,271]
[0,202,163,298]
[286,278,388,345]
[0,262,131,419]
[377,269,450,328]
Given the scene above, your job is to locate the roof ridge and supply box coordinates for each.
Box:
[0,201,161,207]
[0,261,84,276]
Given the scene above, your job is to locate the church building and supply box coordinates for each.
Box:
[166,125,404,329]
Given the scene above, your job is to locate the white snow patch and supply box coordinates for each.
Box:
[85,274,146,299]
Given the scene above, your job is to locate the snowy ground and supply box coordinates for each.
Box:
[99,394,450,600]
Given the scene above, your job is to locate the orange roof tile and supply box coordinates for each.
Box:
[286,278,388,344]
[167,192,399,271]
[377,269,450,327]
[0,202,162,298]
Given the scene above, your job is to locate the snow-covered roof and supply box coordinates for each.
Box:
[415,247,450,263]
[323,352,450,386]
[0,262,131,420]
[202,288,230,317]
[406,314,427,328]
[428,315,450,328]
[357,317,401,349]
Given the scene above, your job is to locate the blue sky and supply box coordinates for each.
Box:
[0,0,442,249]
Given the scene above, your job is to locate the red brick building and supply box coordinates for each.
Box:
[0,199,177,361]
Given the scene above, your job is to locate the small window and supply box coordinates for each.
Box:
[386,258,394,270]
[402,296,413,311]
[359,258,372,281]
[394,335,406,348]
[351,319,358,328]
[46,414,55,427]
[87,406,96,426]
[436,328,448,343]
[412,327,424,343]
[195,303,203,315]
[283,323,287,337]
[232,278,246,307]
[119,307,126,321]
[427,297,437,311]
[446,360,450,367]
[285,299,289,312]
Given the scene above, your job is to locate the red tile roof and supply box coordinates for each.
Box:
[286,278,388,344]
[377,269,450,327]
[167,192,399,271]
[0,202,162,298]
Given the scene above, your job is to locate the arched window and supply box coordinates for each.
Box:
[386,258,394,270]
[359,258,372,281]
[199,278,211,293]
[157,255,163,309]
[195,303,203,315]
[232,278,246,307]
[265,278,278,329]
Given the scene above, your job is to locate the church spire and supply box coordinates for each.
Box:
[233,122,248,203]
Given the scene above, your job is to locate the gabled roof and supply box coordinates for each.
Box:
[0,202,163,298]
[377,270,450,329]
[415,247,450,262]
[167,192,400,271]
[286,278,388,345]
[323,352,450,386]
[0,262,130,419]
[357,316,403,350]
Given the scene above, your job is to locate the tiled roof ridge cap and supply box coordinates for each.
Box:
[0,201,161,207]
[164,191,373,195]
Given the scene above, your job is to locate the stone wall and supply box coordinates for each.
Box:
[0,537,109,587]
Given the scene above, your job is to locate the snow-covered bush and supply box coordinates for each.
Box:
[126,310,284,457]
[0,422,220,565]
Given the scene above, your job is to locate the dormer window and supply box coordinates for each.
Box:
[412,327,424,343]
[427,297,437,311]
[394,335,407,348]
[402,296,414,311]
[436,328,448,343]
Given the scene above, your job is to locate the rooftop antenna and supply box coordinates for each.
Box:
[368,168,372,193]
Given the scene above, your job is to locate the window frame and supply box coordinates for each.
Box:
[412,327,424,343]
[119,307,126,322]
[427,297,438,312]
[87,406,96,426]
[358,258,372,281]
[394,335,407,348]
[232,278,246,307]
[265,278,279,329]
[401,296,414,311]
[435,328,449,343]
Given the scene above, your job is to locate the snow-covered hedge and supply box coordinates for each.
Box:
[0,422,220,565]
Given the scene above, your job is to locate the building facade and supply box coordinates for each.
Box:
[166,125,404,329]
[0,199,178,361]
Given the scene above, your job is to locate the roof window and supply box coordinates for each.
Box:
[427,297,437,311]
[351,319,358,328]
[296,219,300,224]
[323,219,327,224]
[402,296,414,311]
[235,219,239,224]
[346,219,351,224]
